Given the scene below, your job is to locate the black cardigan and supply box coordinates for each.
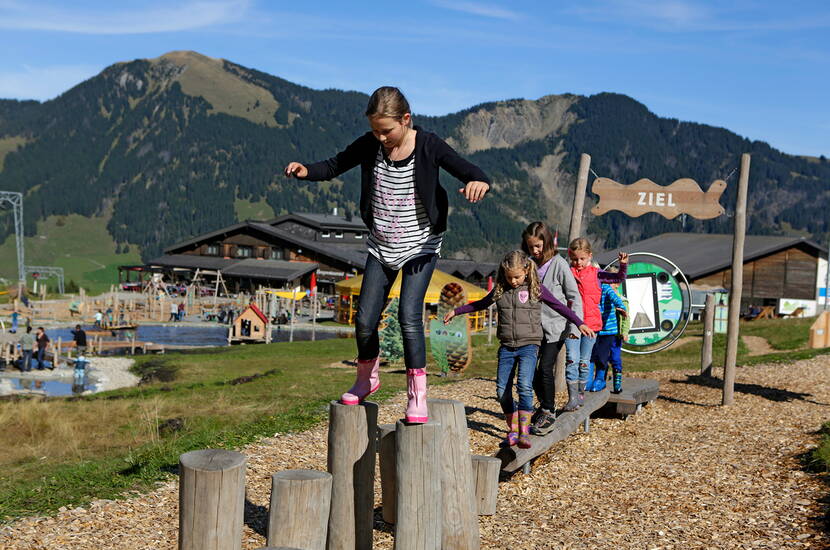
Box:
[302,126,490,234]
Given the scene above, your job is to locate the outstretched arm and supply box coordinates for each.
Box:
[284,133,372,181]
[435,139,491,203]
[598,252,629,283]
[444,290,495,323]
[539,287,595,338]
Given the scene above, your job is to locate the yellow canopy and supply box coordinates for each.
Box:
[335,269,488,304]
[266,290,308,300]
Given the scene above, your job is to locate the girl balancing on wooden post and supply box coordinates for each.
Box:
[284,86,491,423]
[444,251,593,448]
[520,221,584,435]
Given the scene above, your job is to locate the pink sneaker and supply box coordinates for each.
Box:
[404,368,428,423]
[340,357,380,405]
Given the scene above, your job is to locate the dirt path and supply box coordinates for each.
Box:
[743,334,777,356]
[2,356,829,549]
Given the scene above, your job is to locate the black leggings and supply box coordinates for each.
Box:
[532,337,565,412]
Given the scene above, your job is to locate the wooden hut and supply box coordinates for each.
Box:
[228,303,271,344]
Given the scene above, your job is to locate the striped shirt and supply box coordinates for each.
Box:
[367,148,442,269]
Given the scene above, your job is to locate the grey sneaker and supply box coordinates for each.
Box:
[530,410,556,436]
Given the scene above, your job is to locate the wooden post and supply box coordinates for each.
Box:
[723,153,750,406]
[568,153,591,241]
[289,289,296,343]
[554,346,566,400]
[809,312,830,349]
[470,455,500,516]
[311,294,317,342]
[395,420,443,550]
[267,470,332,550]
[427,399,479,550]
[131,333,136,355]
[178,449,246,550]
[377,423,397,524]
[326,401,378,550]
[700,294,715,376]
[55,337,61,368]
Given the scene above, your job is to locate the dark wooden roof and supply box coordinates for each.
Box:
[594,233,828,279]
[269,212,368,231]
[147,255,317,282]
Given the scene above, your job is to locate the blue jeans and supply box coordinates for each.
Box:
[36,347,46,369]
[21,349,32,372]
[355,253,437,370]
[564,335,597,383]
[610,336,623,373]
[496,344,538,414]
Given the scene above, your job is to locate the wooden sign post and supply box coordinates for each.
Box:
[722,154,751,406]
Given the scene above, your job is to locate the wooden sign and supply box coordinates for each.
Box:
[591,177,726,220]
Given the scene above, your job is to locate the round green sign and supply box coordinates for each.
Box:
[605,252,691,354]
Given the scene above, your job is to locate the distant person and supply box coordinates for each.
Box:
[283,86,490,423]
[19,326,34,372]
[10,310,19,333]
[169,302,178,322]
[35,326,51,370]
[94,310,103,328]
[71,324,87,356]
[177,302,185,321]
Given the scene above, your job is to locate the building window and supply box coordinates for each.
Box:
[321,231,331,238]
[354,233,363,239]
[235,246,252,258]
[335,231,344,239]
[270,248,283,260]
[205,244,220,256]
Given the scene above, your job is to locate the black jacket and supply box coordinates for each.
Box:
[302,126,490,234]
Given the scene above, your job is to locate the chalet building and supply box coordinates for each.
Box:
[595,233,829,316]
[136,212,497,294]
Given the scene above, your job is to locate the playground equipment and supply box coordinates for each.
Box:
[228,303,271,344]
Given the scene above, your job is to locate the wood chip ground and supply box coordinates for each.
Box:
[2,355,829,549]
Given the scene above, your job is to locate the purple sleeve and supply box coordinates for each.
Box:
[539,286,584,327]
[598,261,628,283]
[454,290,495,315]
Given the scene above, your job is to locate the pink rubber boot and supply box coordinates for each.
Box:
[404,368,428,423]
[340,357,380,405]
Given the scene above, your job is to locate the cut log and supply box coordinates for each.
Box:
[427,398,479,550]
[178,449,246,550]
[377,423,397,524]
[395,419,443,550]
[326,401,378,550]
[267,470,332,550]
[470,455,500,515]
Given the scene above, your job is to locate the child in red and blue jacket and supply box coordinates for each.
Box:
[586,283,627,393]
[563,238,628,411]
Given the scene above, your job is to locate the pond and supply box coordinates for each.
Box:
[45,324,351,349]
[0,371,96,396]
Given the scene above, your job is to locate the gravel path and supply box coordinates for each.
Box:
[87,357,139,392]
[1,356,829,549]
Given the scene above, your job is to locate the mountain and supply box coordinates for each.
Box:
[0,50,827,274]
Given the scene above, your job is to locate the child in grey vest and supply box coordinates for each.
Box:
[445,251,593,448]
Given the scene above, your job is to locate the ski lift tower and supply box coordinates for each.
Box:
[0,191,25,294]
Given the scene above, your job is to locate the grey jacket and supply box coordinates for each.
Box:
[539,255,583,342]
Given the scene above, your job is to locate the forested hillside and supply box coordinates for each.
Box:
[0,50,827,266]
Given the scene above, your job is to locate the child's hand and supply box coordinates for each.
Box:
[616,307,627,318]
[284,162,308,178]
[459,181,489,203]
[443,310,456,324]
[578,324,595,338]
[618,252,629,265]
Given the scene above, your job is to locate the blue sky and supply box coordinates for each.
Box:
[0,0,828,157]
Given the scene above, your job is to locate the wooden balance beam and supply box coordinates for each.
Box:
[602,377,660,418]
[495,388,610,474]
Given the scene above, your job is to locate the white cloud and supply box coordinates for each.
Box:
[0,0,250,34]
[429,0,524,21]
[0,64,101,101]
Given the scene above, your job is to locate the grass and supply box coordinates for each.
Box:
[809,422,830,472]
[234,196,275,222]
[0,316,827,521]
[0,212,141,294]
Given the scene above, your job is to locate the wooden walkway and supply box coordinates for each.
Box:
[603,377,660,417]
[495,389,610,473]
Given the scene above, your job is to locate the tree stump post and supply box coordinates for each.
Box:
[470,455,500,516]
[427,399,479,550]
[179,449,246,550]
[700,294,715,376]
[267,470,332,550]
[377,423,397,524]
[395,419,443,550]
[326,400,378,550]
